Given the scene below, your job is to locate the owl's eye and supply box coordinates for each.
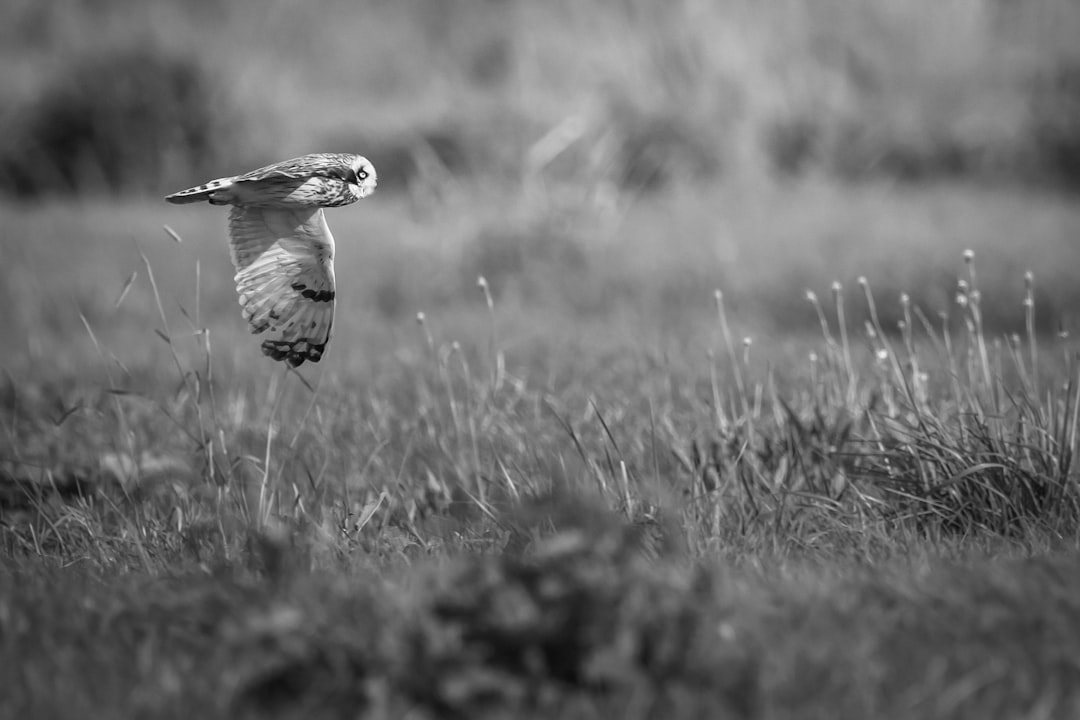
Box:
[357,170,368,181]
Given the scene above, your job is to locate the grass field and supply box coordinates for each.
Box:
[5,2,1080,718]
[5,180,1080,718]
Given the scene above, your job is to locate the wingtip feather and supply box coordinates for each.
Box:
[164,191,209,205]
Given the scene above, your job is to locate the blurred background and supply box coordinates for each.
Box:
[3,0,1080,376]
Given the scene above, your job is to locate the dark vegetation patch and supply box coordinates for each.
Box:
[1028,61,1080,189]
[0,47,245,198]
[766,59,1080,191]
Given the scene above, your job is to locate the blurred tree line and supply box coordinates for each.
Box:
[0,0,1078,198]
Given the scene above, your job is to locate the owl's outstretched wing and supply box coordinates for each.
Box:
[227,205,336,367]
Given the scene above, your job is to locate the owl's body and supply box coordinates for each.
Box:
[166,153,376,367]
[166,152,371,208]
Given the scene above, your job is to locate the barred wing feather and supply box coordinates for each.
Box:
[227,206,336,367]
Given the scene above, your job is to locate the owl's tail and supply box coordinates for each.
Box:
[165,177,238,205]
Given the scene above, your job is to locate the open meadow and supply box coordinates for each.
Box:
[4,1,1080,718]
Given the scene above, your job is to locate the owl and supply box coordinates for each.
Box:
[165,153,377,367]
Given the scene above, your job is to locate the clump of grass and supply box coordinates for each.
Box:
[850,252,1079,534]
[683,249,1079,546]
[395,492,754,718]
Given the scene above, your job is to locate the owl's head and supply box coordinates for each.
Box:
[347,156,377,198]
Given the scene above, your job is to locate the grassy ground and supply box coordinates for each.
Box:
[5,1,1080,718]
[4,180,1080,718]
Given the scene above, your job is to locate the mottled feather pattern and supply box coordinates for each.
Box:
[165,153,375,366]
[235,177,360,208]
[234,153,360,182]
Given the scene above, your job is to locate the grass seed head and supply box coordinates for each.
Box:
[478,275,494,310]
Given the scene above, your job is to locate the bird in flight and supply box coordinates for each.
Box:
[165,153,377,367]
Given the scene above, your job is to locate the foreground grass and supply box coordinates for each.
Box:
[3,185,1080,718]
[4,535,1080,719]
